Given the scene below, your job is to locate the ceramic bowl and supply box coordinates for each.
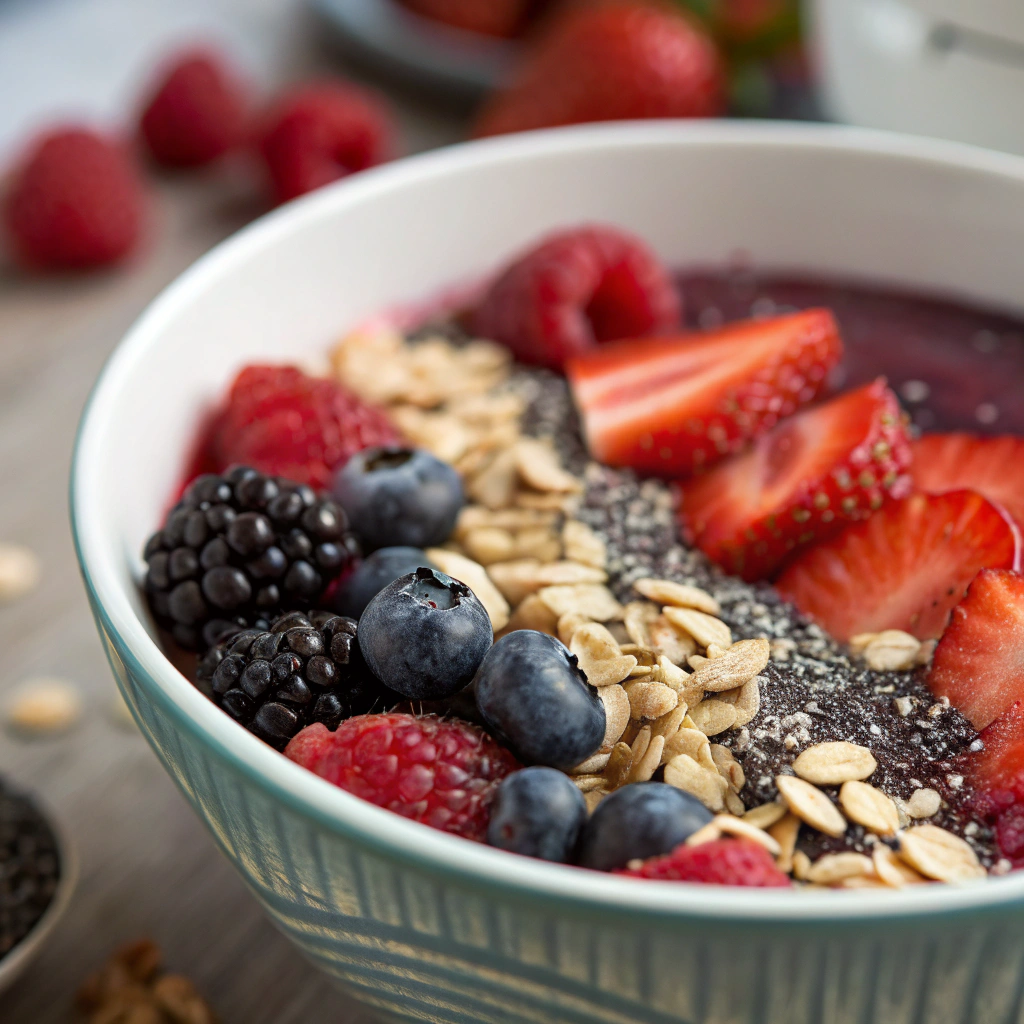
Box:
[71,122,1024,1024]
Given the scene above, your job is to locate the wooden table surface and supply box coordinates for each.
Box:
[0,23,467,1021]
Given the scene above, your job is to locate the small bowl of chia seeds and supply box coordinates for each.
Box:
[0,775,75,996]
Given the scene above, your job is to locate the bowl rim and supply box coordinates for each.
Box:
[71,119,1024,925]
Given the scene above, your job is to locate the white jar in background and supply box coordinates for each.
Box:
[808,0,1024,154]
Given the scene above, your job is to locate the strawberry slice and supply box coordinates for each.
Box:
[966,701,1024,865]
[679,379,912,580]
[928,568,1024,729]
[776,490,1021,642]
[912,433,1024,530]
[565,308,842,477]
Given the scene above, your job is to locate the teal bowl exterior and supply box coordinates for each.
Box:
[70,123,1024,1024]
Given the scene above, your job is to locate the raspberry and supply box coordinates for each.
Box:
[139,49,247,167]
[616,838,792,886]
[256,82,394,205]
[285,714,521,839]
[3,128,145,270]
[470,225,681,370]
[202,365,402,490]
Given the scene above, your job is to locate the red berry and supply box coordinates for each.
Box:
[202,364,402,490]
[398,0,534,36]
[776,490,1021,642]
[928,568,1024,730]
[567,308,842,480]
[911,433,1024,532]
[680,379,912,580]
[474,3,725,137]
[139,49,248,168]
[285,714,521,840]
[616,838,791,886]
[256,82,394,205]
[471,225,681,370]
[3,127,145,270]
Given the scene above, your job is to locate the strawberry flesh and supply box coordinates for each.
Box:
[911,433,1024,531]
[776,490,1021,642]
[928,568,1024,730]
[566,308,842,478]
[680,378,911,580]
[966,701,1024,866]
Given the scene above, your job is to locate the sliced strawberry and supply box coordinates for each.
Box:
[967,701,1024,801]
[775,490,1021,642]
[565,308,842,477]
[912,433,1024,530]
[928,569,1024,729]
[679,379,912,580]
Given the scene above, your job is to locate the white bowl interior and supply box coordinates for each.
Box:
[73,122,1024,920]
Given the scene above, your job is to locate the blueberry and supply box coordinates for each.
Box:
[575,783,713,871]
[333,447,464,552]
[358,567,492,700]
[332,547,438,619]
[473,631,604,770]
[487,767,587,862]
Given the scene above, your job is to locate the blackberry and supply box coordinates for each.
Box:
[143,466,359,650]
[195,609,396,749]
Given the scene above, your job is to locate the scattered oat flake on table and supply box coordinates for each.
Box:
[6,678,82,735]
[0,543,40,602]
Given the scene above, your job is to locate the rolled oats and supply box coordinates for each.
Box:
[515,490,581,514]
[572,774,607,793]
[626,733,665,783]
[661,606,732,650]
[792,850,812,880]
[584,790,607,814]
[710,744,745,792]
[463,527,516,565]
[685,821,722,847]
[768,813,801,873]
[718,676,761,728]
[562,520,607,569]
[536,561,607,587]
[514,438,583,494]
[650,704,688,740]
[806,852,874,886]
[425,548,510,631]
[838,781,900,836]
[872,844,928,887]
[511,526,562,563]
[604,742,634,790]
[664,754,728,811]
[633,579,721,616]
[537,583,622,621]
[663,725,716,770]
[687,699,738,736]
[896,825,986,882]
[791,741,877,785]
[648,615,698,665]
[487,559,545,606]
[598,684,631,749]
[570,622,637,686]
[557,611,591,646]
[466,447,520,510]
[743,802,788,830]
[0,543,40,602]
[854,630,922,672]
[691,638,770,692]
[504,593,558,635]
[724,789,746,816]
[624,680,678,720]
[622,601,660,648]
[712,814,781,855]
[906,787,942,819]
[572,752,611,775]
[775,775,847,838]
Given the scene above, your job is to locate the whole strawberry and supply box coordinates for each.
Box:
[3,128,146,270]
[399,0,534,37]
[256,82,394,205]
[616,837,791,886]
[474,3,726,137]
[286,714,521,840]
[139,48,248,168]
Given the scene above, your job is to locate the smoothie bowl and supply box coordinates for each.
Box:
[71,122,1024,1024]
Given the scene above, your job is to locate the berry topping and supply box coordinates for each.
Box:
[474,630,605,770]
[680,378,912,580]
[330,546,437,619]
[470,225,681,371]
[357,568,493,700]
[776,490,1021,642]
[928,569,1024,730]
[966,702,1024,864]
[138,49,247,167]
[256,81,394,205]
[333,446,464,552]
[201,365,401,490]
[575,782,713,871]
[567,309,843,479]
[473,3,725,137]
[911,433,1024,531]
[487,767,587,863]
[143,467,359,650]
[284,713,520,839]
[195,609,394,750]
[615,837,792,887]
[398,0,532,36]
[3,127,145,269]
